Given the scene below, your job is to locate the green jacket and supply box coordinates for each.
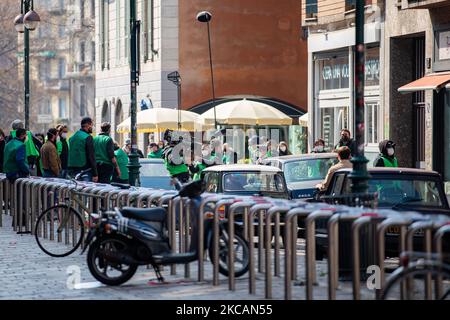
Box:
[163,146,189,176]
[147,149,163,159]
[11,130,40,160]
[381,156,398,167]
[114,148,129,181]
[94,134,113,165]
[192,162,207,181]
[3,138,29,175]
[68,130,90,168]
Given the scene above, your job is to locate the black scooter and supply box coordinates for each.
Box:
[82,180,250,286]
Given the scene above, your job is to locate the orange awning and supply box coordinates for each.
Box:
[398,73,450,93]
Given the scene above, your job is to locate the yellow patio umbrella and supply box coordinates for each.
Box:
[116,108,211,133]
[299,113,308,127]
[199,98,292,126]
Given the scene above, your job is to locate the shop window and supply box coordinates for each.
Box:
[320,106,349,150]
[319,56,350,90]
[365,102,379,145]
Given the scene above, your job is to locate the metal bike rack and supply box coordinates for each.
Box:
[247,202,272,294]
[264,204,291,299]
[376,214,416,300]
[135,191,157,208]
[434,223,450,299]
[406,220,435,300]
[212,199,236,286]
[227,200,255,291]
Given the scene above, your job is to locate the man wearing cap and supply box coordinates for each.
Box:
[68,117,98,182]
[374,140,398,167]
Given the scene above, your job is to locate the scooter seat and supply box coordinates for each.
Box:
[120,207,166,222]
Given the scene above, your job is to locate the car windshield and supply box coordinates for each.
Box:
[363,178,444,207]
[140,162,170,177]
[223,172,286,193]
[284,158,338,183]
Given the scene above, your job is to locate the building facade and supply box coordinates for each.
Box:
[385,0,450,190]
[303,0,383,160]
[303,0,450,189]
[94,0,178,149]
[23,0,95,133]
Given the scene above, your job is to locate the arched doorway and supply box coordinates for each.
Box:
[101,100,111,123]
[115,99,124,146]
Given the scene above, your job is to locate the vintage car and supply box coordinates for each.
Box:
[267,153,338,200]
[200,164,289,199]
[315,167,450,260]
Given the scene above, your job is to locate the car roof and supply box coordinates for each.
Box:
[267,153,338,162]
[203,164,282,173]
[335,167,441,176]
[139,158,164,164]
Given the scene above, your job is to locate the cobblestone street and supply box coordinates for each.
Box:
[0,214,380,300]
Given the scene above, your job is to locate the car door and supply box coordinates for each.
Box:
[326,172,347,197]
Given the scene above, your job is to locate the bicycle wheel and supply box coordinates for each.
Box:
[35,204,85,257]
[381,263,450,300]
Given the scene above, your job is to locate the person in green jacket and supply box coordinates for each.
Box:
[112,142,129,183]
[3,128,30,182]
[7,119,41,176]
[162,129,191,183]
[147,142,163,158]
[93,122,121,183]
[374,140,399,167]
[68,117,98,182]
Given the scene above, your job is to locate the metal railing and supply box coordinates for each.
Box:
[1,176,450,300]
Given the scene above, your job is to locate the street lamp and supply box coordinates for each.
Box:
[196,11,218,129]
[349,0,370,196]
[127,0,141,186]
[167,71,182,130]
[14,0,40,131]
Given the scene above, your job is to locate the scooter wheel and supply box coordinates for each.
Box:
[87,235,138,286]
[209,229,250,278]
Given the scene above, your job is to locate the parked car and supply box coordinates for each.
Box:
[200,164,289,245]
[139,158,174,190]
[316,167,450,259]
[200,164,289,199]
[267,153,338,200]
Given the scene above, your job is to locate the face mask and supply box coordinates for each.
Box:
[61,133,67,139]
[280,146,287,152]
[387,148,395,156]
[88,127,93,134]
[341,135,349,142]
[202,150,209,157]
[316,146,324,152]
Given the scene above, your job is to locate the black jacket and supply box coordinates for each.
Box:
[0,139,5,173]
[335,138,357,157]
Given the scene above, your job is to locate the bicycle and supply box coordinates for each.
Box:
[380,251,450,300]
[34,169,109,257]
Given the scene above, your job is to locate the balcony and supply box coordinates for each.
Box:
[65,62,95,79]
[403,0,450,9]
[44,79,70,91]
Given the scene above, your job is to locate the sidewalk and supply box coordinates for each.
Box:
[0,214,376,300]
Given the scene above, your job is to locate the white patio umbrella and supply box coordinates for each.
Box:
[299,113,308,127]
[199,98,292,126]
[116,108,210,133]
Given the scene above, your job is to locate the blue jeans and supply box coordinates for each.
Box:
[43,170,57,178]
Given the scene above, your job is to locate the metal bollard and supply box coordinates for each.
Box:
[213,199,236,286]
[265,205,291,299]
[305,208,335,300]
[434,223,450,299]
[167,196,177,276]
[406,220,435,300]
[376,216,413,300]
[227,201,255,291]
[197,196,227,282]
[247,203,272,294]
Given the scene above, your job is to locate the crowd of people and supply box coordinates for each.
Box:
[0,117,144,184]
[0,118,399,188]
